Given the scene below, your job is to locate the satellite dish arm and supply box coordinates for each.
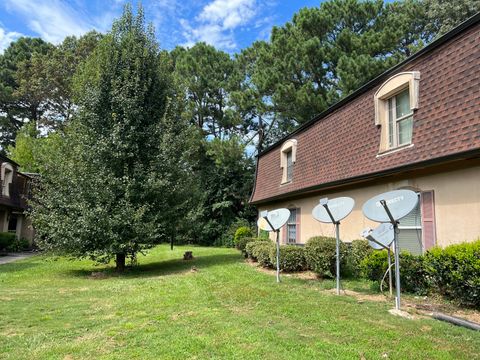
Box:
[322,204,339,225]
[379,200,398,225]
[263,216,277,232]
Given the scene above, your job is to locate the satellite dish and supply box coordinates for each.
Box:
[257,208,290,232]
[362,223,394,250]
[362,190,418,223]
[312,197,355,223]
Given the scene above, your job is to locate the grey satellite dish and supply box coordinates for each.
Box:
[312,197,354,295]
[257,208,290,232]
[369,223,394,249]
[362,190,418,223]
[361,223,395,297]
[362,189,418,311]
[312,197,355,223]
[257,208,291,284]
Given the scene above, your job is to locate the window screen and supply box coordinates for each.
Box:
[398,201,422,255]
[287,209,296,244]
[286,151,293,182]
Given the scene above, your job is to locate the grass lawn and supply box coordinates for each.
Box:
[0,245,479,359]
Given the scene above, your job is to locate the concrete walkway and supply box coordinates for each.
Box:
[0,252,36,265]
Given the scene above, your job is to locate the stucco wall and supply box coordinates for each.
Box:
[259,165,480,248]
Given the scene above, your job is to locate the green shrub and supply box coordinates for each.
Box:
[245,238,270,260]
[0,232,16,251]
[304,236,347,278]
[424,240,480,307]
[252,242,274,268]
[360,250,389,281]
[215,219,251,247]
[234,226,254,249]
[269,245,306,272]
[400,252,429,295]
[361,250,430,295]
[345,239,373,278]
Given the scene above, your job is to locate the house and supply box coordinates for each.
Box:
[0,155,34,243]
[250,14,480,255]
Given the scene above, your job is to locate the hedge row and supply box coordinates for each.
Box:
[242,235,480,307]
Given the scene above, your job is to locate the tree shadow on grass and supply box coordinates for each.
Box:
[66,252,243,279]
[0,257,42,273]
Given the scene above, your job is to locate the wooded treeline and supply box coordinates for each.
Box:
[0,0,477,266]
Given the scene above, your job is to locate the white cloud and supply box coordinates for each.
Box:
[0,27,23,53]
[181,0,258,50]
[3,0,117,44]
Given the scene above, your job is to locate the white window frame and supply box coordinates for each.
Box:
[374,71,420,153]
[280,139,297,184]
[387,90,414,149]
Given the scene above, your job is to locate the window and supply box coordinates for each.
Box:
[388,89,414,148]
[280,139,297,184]
[1,163,14,197]
[398,201,422,255]
[374,72,420,153]
[286,150,293,182]
[286,209,297,244]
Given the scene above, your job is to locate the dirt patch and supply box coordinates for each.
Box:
[89,271,109,279]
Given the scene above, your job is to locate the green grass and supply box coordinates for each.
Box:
[0,245,479,360]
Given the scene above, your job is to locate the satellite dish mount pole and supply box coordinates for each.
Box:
[263,216,281,283]
[322,203,341,295]
[379,200,401,310]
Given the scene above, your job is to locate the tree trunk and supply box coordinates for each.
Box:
[116,253,126,272]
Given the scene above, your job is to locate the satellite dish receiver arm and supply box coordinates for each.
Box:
[260,210,282,283]
[321,201,339,225]
[379,200,398,226]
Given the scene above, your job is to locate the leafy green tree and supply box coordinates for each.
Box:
[0,37,53,148]
[30,6,192,271]
[424,0,480,35]
[172,43,240,138]
[7,122,63,173]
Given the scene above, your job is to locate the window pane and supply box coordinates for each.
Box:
[287,209,296,243]
[286,151,293,181]
[397,116,413,145]
[395,89,411,118]
[398,229,423,255]
[399,201,421,227]
[388,98,394,147]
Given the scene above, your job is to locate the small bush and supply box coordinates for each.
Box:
[304,236,347,278]
[424,240,480,307]
[400,252,429,295]
[245,238,270,260]
[215,219,251,247]
[269,245,306,272]
[0,232,16,252]
[234,226,254,249]
[360,250,389,281]
[345,239,373,278]
[361,250,430,295]
[252,242,274,268]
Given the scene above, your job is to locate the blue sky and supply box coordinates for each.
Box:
[0,0,321,53]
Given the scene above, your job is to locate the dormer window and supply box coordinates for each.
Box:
[375,72,420,153]
[1,163,14,197]
[280,139,297,184]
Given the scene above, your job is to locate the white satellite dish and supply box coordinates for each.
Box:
[312,197,355,296]
[368,223,395,249]
[257,208,290,232]
[312,197,355,223]
[257,208,291,284]
[362,190,418,223]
